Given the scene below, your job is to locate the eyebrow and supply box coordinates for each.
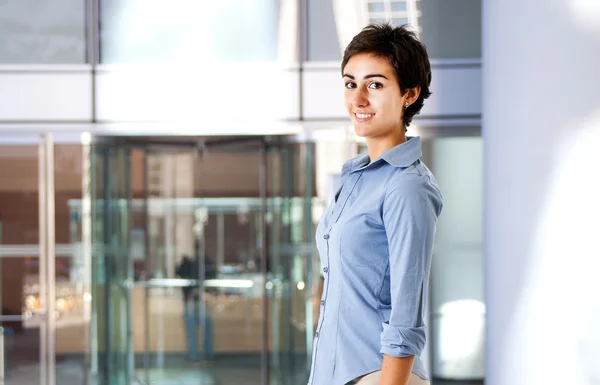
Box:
[343,74,389,80]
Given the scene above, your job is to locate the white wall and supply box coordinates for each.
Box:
[302,62,482,121]
[484,0,600,384]
[0,61,480,132]
[0,66,92,121]
[94,64,300,122]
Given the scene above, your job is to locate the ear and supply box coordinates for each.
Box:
[405,86,421,105]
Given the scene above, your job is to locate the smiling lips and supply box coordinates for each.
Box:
[354,112,374,121]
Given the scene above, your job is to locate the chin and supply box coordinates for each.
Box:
[352,122,367,136]
[353,126,373,138]
[353,129,367,138]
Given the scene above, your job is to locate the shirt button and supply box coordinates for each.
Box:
[323,234,330,240]
[321,300,325,306]
[315,332,319,338]
[323,267,329,273]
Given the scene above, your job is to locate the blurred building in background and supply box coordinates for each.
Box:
[0,1,484,384]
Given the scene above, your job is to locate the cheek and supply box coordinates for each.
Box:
[395,106,404,121]
[343,94,353,111]
[383,100,403,122]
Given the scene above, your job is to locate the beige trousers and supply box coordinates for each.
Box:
[354,371,430,385]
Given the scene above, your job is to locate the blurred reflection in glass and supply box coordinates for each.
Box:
[175,255,216,361]
[100,0,298,64]
[0,0,86,63]
[332,0,421,55]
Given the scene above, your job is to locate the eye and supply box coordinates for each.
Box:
[368,82,383,89]
[344,82,356,89]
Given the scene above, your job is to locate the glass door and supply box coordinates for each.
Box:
[0,133,56,385]
[135,143,210,385]
[89,135,318,385]
[265,141,320,385]
[88,139,134,385]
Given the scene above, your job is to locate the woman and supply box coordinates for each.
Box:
[308,24,443,385]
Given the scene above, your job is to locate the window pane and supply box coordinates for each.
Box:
[427,136,484,379]
[307,0,341,61]
[100,0,297,64]
[54,144,87,385]
[419,0,482,59]
[330,0,482,60]
[0,0,86,64]
[392,17,409,26]
[391,2,408,12]
[0,140,42,384]
[367,3,386,13]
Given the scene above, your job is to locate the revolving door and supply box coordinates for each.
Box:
[82,135,321,385]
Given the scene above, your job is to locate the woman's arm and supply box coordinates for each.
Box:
[380,181,442,384]
[380,355,415,385]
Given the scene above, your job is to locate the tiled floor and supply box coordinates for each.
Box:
[3,360,87,385]
[5,362,484,385]
[131,363,483,385]
[3,329,87,385]
[434,381,483,385]
[3,330,483,385]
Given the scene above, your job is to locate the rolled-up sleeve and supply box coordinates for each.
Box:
[380,182,440,358]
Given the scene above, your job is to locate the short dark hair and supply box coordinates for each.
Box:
[341,23,432,127]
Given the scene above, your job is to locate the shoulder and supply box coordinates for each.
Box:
[387,161,439,193]
[385,162,443,214]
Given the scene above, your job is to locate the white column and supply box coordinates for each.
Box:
[484,1,600,384]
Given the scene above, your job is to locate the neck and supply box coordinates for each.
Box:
[366,130,407,162]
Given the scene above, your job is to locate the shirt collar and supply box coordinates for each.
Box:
[380,136,423,167]
[346,136,423,172]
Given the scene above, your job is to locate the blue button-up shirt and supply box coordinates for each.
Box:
[308,137,443,385]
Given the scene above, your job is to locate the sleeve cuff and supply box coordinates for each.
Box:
[380,323,426,358]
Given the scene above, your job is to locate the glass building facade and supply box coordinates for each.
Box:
[0,1,483,384]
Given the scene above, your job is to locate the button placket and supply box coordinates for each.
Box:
[311,170,362,384]
[328,171,364,230]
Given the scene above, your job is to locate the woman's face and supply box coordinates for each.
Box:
[343,53,408,139]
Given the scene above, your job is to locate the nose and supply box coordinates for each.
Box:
[352,88,369,108]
